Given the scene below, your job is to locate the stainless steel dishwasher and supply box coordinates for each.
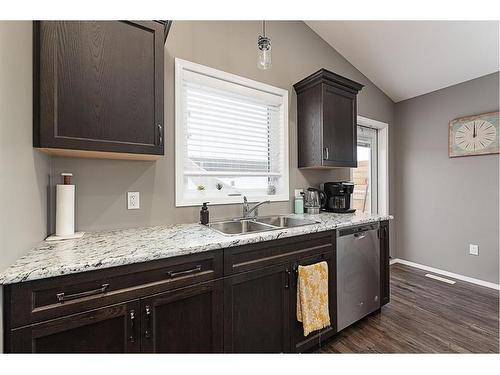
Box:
[337,222,380,331]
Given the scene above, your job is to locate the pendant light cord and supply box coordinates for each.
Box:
[262,20,266,37]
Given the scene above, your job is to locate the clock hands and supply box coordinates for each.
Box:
[455,120,496,153]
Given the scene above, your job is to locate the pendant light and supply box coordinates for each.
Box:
[257,21,272,70]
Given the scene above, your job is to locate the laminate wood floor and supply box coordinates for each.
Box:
[318,263,499,353]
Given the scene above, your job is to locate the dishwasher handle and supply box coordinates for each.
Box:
[338,223,378,237]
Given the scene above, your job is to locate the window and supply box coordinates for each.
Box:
[352,125,378,214]
[175,59,289,206]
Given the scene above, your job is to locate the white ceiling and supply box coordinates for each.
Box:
[305,21,500,102]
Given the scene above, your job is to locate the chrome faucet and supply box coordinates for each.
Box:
[242,196,271,219]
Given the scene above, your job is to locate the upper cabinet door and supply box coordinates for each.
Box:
[322,84,357,167]
[34,21,166,160]
[294,69,363,168]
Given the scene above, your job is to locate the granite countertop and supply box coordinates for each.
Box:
[0,212,392,285]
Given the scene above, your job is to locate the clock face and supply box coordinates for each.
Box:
[449,112,500,158]
[454,120,497,152]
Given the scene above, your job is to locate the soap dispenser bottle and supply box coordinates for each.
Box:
[200,202,210,225]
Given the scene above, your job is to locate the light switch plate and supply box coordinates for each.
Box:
[127,192,140,210]
[469,244,479,256]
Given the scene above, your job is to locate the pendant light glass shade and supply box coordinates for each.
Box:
[257,21,271,70]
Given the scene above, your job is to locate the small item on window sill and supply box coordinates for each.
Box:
[200,202,210,225]
[215,182,223,191]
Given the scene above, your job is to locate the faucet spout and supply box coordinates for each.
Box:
[242,196,271,219]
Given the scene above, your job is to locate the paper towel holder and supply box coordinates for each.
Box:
[46,172,85,242]
[61,172,72,185]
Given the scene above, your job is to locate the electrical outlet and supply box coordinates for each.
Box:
[469,244,479,256]
[127,192,140,210]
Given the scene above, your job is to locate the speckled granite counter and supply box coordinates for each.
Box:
[0,212,392,284]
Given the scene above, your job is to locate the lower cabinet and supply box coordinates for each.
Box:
[223,264,291,353]
[10,301,140,353]
[10,282,224,354]
[380,220,390,306]
[4,225,390,353]
[290,251,336,353]
[224,247,336,353]
[141,280,223,353]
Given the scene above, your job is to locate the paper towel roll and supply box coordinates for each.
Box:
[56,184,75,236]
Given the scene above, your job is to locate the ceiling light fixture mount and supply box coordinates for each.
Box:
[257,21,272,70]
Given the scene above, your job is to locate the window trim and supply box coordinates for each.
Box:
[354,115,390,216]
[356,126,378,214]
[175,58,289,207]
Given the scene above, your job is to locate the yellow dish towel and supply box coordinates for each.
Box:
[296,261,331,337]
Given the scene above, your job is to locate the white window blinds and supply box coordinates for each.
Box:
[175,59,289,206]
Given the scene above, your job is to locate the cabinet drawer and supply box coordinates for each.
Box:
[224,231,335,275]
[5,250,222,328]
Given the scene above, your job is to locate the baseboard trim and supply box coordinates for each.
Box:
[391,258,500,290]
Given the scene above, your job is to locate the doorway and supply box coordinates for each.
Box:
[352,125,378,214]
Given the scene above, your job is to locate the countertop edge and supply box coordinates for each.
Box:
[0,214,393,285]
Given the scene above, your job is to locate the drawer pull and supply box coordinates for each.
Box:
[56,283,109,303]
[166,265,202,278]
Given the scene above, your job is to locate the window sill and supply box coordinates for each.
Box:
[175,193,290,207]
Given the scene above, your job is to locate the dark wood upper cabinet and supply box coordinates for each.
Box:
[293,69,363,168]
[33,21,169,160]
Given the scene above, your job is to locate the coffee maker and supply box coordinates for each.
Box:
[320,182,356,213]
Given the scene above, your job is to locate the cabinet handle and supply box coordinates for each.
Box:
[129,310,136,343]
[157,124,163,146]
[323,147,330,160]
[56,283,109,303]
[354,232,366,240]
[291,263,298,288]
[166,265,202,278]
[144,305,152,339]
[285,268,290,289]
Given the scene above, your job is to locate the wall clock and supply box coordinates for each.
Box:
[449,111,499,158]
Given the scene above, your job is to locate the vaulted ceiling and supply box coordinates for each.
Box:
[306,21,499,102]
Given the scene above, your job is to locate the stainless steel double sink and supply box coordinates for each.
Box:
[207,215,319,236]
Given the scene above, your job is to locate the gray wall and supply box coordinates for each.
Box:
[0,20,395,353]
[394,72,499,283]
[51,21,395,234]
[0,21,51,353]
